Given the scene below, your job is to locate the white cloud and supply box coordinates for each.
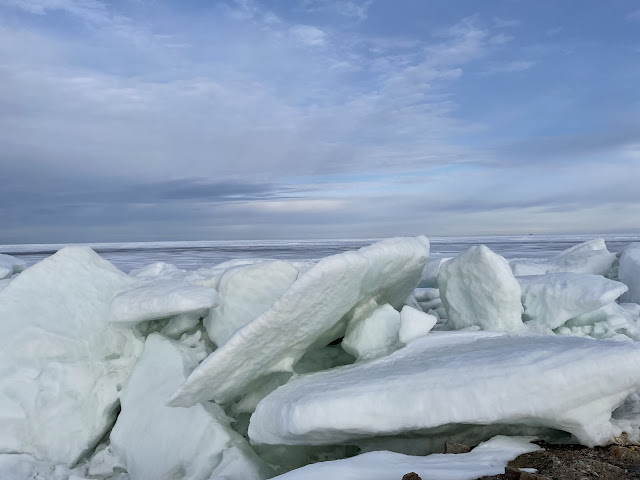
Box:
[289,24,327,47]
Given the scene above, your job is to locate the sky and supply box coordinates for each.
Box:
[1,0,639,243]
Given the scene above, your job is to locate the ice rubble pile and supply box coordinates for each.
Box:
[1,238,640,480]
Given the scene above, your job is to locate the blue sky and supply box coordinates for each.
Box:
[1,0,639,243]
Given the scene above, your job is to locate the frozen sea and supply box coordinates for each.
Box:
[2,233,640,274]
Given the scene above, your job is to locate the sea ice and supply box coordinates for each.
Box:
[342,304,401,360]
[398,306,437,343]
[510,239,617,276]
[438,245,523,331]
[249,331,640,447]
[168,236,430,406]
[0,247,143,465]
[267,436,540,480]
[204,260,298,346]
[108,280,218,324]
[619,243,640,304]
[0,253,26,279]
[518,273,628,330]
[109,333,271,480]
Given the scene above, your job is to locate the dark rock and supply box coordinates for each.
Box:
[504,466,521,479]
[401,473,421,480]
[444,440,471,454]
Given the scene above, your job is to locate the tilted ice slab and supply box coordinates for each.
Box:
[168,236,430,406]
[511,239,617,276]
[249,331,640,447]
[204,260,298,346]
[0,253,26,279]
[619,243,640,304]
[0,247,143,465]
[269,436,540,480]
[110,333,272,480]
[518,273,628,330]
[439,245,523,331]
[108,279,219,323]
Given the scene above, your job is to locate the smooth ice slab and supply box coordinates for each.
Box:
[249,332,640,447]
[0,247,142,465]
[439,245,523,331]
[108,279,219,323]
[269,436,540,480]
[619,243,640,304]
[169,237,430,406]
[204,260,298,346]
[518,273,628,330]
[110,333,271,480]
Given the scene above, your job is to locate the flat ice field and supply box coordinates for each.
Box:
[2,235,640,480]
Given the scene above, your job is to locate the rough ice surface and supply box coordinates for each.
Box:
[204,260,298,346]
[511,239,617,276]
[342,304,401,361]
[419,258,450,288]
[109,333,271,480]
[108,280,219,324]
[0,247,143,465]
[168,236,430,406]
[439,245,523,331]
[249,331,640,446]
[0,253,26,279]
[269,436,540,480]
[518,273,628,330]
[619,243,640,304]
[398,306,437,344]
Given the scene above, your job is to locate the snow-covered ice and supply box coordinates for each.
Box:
[249,331,640,447]
[108,280,219,324]
[518,273,628,329]
[439,245,523,331]
[269,436,540,480]
[168,236,430,406]
[0,253,26,279]
[0,247,143,465]
[342,304,401,360]
[109,333,271,480]
[619,243,640,304]
[204,260,298,346]
[398,306,437,343]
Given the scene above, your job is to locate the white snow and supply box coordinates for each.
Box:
[109,332,271,480]
[619,243,640,304]
[268,436,540,480]
[342,304,401,360]
[0,247,143,466]
[249,331,640,447]
[108,280,219,324]
[438,245,523,331]
[168,236,430,406]
[518,273,628,330]
[204,260,298,346]
[0,253,26,279]
[398,306,437,343]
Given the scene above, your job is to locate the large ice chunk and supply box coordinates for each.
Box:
[438,245,523,331]
[110,333,272,480]
[168,237,430,406]
[511,239,617,276]
[518,273,628,330]
[268,436,540,480]
[342,304,401,361]
[619,243,640,304]
[0,247,143,465]
[108,280,219,323]
[204,260,298,346]
[249,331,640,447]
[0,253,26,279]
